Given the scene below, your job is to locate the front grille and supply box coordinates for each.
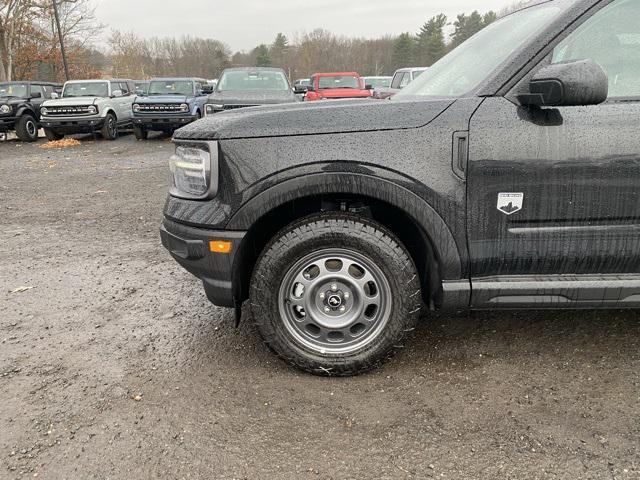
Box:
[222,104,258,110]
[137,103,186,113]
[45,105,94,116]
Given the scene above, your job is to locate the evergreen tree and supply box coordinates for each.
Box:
[415,13,447,66]
[270,33,289,67]
[392,33,415,70]
[254,44,272,67]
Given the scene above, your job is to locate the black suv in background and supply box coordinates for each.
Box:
[131,78,211,139]
[0,81,60,141]
[162,0,640,375]
[204,67,298,115]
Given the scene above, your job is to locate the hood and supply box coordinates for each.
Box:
[136,94,189,104]
[174,97,454,141]
[0,96,25,104]
[43,96,99,107]
[209,89,297,106]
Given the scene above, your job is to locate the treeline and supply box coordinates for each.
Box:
[2,3,506,82]
[108,9,498,81]
[0,0,105,82]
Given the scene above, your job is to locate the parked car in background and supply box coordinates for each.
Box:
[363,76,393,92]
[204,67,298,115]
[40,79,135,141]
[134,81,149,96]
[131,77,211,139]
[293,78,311,88]
[372,67,427,99]
[305,72,372,101]
[0,81,60,142]
[161,0,640,375]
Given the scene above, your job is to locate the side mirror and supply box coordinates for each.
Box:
[202,85,214,94]
[519,59,608,107]
[365,84,373,90]
[305,85,315,93]
[31,91,42,99]
[294,85,309,94]
[50,92,59,99]
[111,89,123,98]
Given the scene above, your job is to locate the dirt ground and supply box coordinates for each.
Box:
[1,132,639,480]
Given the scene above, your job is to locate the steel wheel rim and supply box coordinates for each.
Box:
[26,120,36,137]
[278,248,392,355]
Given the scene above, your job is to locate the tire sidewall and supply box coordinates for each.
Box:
[102,113,117,140]
[250,214,421,375]
[17,114,38,142]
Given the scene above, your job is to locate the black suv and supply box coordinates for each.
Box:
[204,67,298,115]
[0,81,60,141]
[161,0,640,375]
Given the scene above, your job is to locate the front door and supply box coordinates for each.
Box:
[467,0,640,303]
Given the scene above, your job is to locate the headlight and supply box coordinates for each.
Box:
[41,107,49,115]
[169,142,218,199]
[132,103,140,112]
[87,105,97,115]
[0,104,10,114]
[204,104,223,116]
[180,103,189,112]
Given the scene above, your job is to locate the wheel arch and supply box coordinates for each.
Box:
[228,173,463,308]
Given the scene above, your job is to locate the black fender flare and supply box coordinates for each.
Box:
[227,172,463,279]
[15,106,36,119]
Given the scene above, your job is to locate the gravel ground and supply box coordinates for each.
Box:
[1,132,639,480]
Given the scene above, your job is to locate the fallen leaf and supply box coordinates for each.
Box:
[9,286,34,294]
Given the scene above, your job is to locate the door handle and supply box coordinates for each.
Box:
[452,130,468,180]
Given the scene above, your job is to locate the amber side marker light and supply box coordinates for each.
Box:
[209,240,233,254]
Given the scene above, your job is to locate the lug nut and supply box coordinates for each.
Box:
[343,292,350,299]
[324,307,330,313]
[319,292,325,299]
[331,284,338,291]
[339,306,346,312]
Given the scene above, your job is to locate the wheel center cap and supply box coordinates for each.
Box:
[327,294,342,308]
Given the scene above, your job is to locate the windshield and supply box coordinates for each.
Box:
[63,82,109,98]
[318,75,361,89]
[217,70,290,91]
[397,3,565,98]
[365,77,392,88]
[148,80,193,96]
[0,83,28,97]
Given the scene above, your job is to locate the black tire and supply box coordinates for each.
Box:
[250,213,422,376]
[15,114,39,142]
[43,128,63,141]
[100,112,118,140]
[133,125,148,140]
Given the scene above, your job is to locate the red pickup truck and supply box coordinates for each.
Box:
[304,72,372,101]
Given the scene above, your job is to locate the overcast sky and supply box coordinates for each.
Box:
[95,0,515,52]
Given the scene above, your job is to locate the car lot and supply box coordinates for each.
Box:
[1,134,639,479]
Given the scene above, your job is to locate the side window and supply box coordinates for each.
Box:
[195,82,202,93]
[390,73,403,89]
[31,85,45,98]
[110,82,120,95]
[119,82,130,95]
[399,73,412,88]
[552,0,640,99]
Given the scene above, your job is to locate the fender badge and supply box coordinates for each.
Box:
[497,192,524,215]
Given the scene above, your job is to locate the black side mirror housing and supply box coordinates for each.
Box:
[305,85,315,93]
[202,85,214,94]
[365,84,373,90]
[294,85,309,94]
[519,59,608,107]
[31,91,42,99]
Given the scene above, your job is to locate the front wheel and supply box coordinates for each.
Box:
[250,213,421,376]
[100,113,118,140]
[43,128,63,141]
[133,125,148,140]
[15,114,39,142]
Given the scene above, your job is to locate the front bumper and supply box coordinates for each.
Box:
[160,218,246,308]
[0,116,18,132]
[41,116,105,133]
[133,114,198,131]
